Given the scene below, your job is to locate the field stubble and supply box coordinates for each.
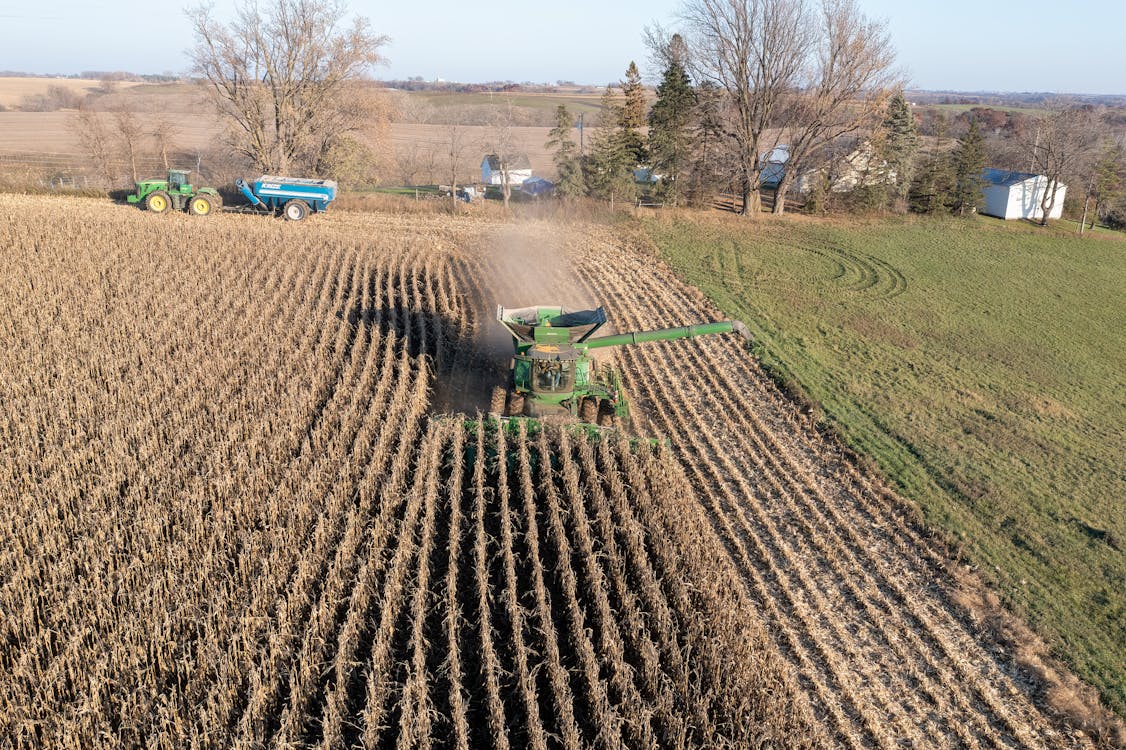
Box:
[0,196,1111,748]
[0,196,822,748]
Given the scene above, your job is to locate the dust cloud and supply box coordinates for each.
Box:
[479,222,603,365]
[431,220,609,415]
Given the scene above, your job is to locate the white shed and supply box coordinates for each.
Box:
[481,154,532,186]
[980,169,1066,220]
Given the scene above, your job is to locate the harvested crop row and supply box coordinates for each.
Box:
[563,224,1095,749]
[0,197,816,749]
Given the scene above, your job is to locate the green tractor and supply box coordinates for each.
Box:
[492,305,750,426]
[126,169,221,216]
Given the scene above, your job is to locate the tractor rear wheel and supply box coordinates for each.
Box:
[188,195,214,216]
[283,200,309,221]
[145,191,170,214]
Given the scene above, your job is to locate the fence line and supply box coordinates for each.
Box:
[0,150,222,190]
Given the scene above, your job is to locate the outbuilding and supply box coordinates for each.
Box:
[481,154,533,186]
[980,169,1066,220]
[519,176,554,197]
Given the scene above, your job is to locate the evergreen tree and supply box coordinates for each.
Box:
[619,61,648,165]
[882,92,918,205]
[545,104,585,198]
[647,47,695,205]
[908,151,955,214]
[1091,144,1124,226]
[951,119,987,215]
[587,85,636,206]
[689,81,728,205]
[907,109,952,214]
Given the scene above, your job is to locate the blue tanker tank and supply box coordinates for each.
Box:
[235,175,338,221]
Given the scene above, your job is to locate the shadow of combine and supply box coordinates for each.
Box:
[335,302,508,417]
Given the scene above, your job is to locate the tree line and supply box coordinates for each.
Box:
[60,0,1126,228]
[539,0,1125,228]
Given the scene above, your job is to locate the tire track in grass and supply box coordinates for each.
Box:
[575,228,1089,750]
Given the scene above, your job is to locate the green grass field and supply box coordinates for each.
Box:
[413,90,606,118]
[641,213,1126,714]
[923,102,1052,116]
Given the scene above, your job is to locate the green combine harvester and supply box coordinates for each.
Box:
[126,169,222,216]
[492,305,750,426]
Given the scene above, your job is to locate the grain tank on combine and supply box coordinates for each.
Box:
[493,305,749,426]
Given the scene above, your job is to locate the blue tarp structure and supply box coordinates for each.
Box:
[520,176,554,196]
[759,145,789,187]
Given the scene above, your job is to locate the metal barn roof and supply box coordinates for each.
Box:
[981,168,1040,187]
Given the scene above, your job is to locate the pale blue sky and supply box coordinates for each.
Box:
[0,0,1121,94]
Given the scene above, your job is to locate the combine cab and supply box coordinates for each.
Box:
[492,304,749,426]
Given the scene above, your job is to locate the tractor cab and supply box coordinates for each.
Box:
[168,169,191,193]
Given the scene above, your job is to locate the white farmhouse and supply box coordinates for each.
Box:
[759,141,891,193]
[980,169,1066,220]
[481,154,533,186]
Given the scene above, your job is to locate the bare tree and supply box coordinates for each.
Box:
[680,0,812,215]
[1074,128,1121,235]
[485,100,522,209]
[421,144,440,185]
[305,82,392,186]
[770,0,897,214]
[188,0,388,174]
[111,104,145,183]
[1021,105,1100,226]
[442,118,471,210]
[72,106,116,187]
[397,141,423,186]
[148,109,180,170]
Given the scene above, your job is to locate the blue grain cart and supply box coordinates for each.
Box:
[234,175,338,221]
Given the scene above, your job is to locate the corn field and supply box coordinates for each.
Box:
[0,195,1097,749]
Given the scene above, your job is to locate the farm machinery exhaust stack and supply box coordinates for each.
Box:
[492,305,750,426]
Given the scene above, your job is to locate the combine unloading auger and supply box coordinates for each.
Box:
[491,305,751,426]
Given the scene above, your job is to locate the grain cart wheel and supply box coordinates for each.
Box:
[579,396,599,423]
[188,195,214,216]
[283,199,309,221]
[145,191,170,214]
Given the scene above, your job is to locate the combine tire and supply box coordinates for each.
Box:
[597,400,618,428]
[579,396,599,423]
[489,387,507,415]
[505,391,525,417]
[188,195,214,216]
[283,200,309,222]
[145,191,170,214]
